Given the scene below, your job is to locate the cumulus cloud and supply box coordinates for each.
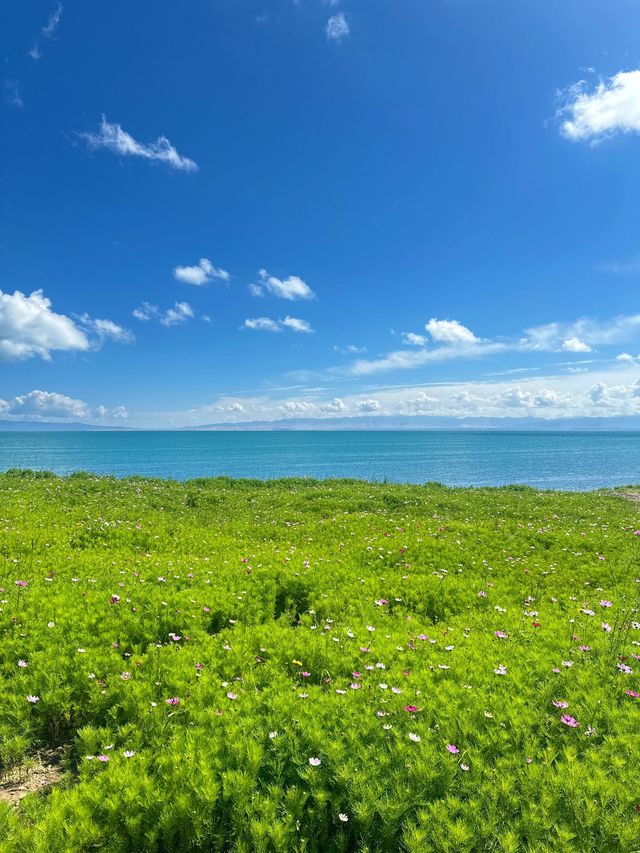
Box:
[326,12,350,42]
[173,258,230,286]
[132,301,194,326]
[0,390,128,423]
[250,269,315,301]
[81,116,198,172]
[559,70,640,142]
[0,289,131,362]
[243,316,313,333]
[356,399,381,413]
[279,401,316,416]
[562,337,591,353]
[426,318,479,345]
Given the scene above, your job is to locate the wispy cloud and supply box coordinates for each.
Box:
[3,80,24,108]
[558,70,640,142]
[80,116,198,172]
[132,301,195,327]
[326,12,350,42]
[173,258,230,286]
[249,269,315,300]
[29,2,62,62]
[243,315,314,333]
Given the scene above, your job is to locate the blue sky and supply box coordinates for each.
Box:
[2,0,640,426]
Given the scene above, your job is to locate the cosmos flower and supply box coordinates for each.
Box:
[599,600,613,608]
[403,705,419,713]
[123,750,136,758]
[17,660,28,668]
[494,665,507,676]
[552,700,569,708]
[560,714,580,728]
[409,732,421,742]
[165,697,180,706]
[494,631,508,639]
[338,813,349,822]
[309,757,321,766]
[446,744,459,754]
[26,695,39,703]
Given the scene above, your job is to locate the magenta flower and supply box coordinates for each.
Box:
[625,690,639,698]
[165,697,180,706]
[301,671,311,678]
[494,631,508,639]
[97,755,110,762]
[15,579,27,588]
[560,714,580,728]
[446,744,460,754]
[195,662,204,671]
[403,705,419,713]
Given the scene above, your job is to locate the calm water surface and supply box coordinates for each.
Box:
[0,430,638,490]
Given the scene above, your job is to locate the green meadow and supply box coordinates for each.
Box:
[0,471,639,852]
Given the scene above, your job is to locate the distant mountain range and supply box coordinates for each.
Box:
[3,416,640,431]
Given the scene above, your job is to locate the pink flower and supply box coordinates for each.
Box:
[15,580,27,588]
[97,755,110,762]
[403,705,419,713]
[599,600,612,608]
[165,697,180,706]
[625,690,639,698]
[618,663,633,674]
[109,594,120,605]
[552,700,569,708]
[560,714,580,728]
[446,744,459,754]
[579,645,591,652]
[301,672,311,678]
[602,623,612,632]
[227,692,238,700]
[494,631,508,639]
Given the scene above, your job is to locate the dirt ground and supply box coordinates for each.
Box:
[0,749,64,805]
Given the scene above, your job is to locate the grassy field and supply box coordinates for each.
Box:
[0,471,639,852]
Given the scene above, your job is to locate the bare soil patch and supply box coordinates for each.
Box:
[0,749,64,805]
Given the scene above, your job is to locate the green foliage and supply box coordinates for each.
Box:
[0,474,639,851]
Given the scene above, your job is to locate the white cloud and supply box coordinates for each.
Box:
[174,258,230,286]
[562,337,591,353]
[524,315,640,350]
[326,12,350,42]
[132,301,194,327]
[333,344,366,354]
[320,398,347,414]
[559,70,640,142]
[243,316,313,333]
[0,389,128,423]
[243,317,282,332]
[76,314,134,344]
[0,289,88,362]
[161,302,194,327]
[281,316,313,333]
[356,399,381,413]
[250,269,315,300]
[402,332,427,346]
[81,116,198,172]
[279,401,316,416]
[426,318,479,345]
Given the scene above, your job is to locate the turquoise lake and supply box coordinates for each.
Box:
[0,430,638,490]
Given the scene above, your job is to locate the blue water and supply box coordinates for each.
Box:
[0,430,638,490]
